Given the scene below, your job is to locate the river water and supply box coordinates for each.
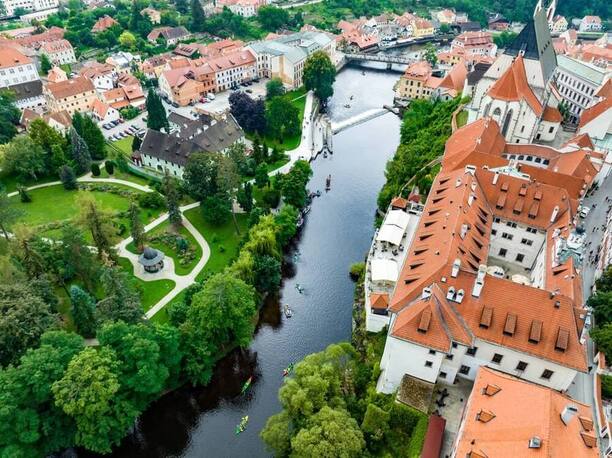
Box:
[101,63,401,458]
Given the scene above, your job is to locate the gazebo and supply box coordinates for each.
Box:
[138,247,165,273]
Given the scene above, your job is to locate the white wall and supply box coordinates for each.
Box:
[0,62,39,88]
[489,217,546,270]
[141,153,184,178]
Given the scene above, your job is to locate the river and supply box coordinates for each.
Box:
[100,63,401,458]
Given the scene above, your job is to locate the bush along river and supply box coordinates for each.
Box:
[89,63,402,458]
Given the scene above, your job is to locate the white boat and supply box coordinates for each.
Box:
[284,304,293,318]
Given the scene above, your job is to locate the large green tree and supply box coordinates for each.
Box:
[303,51,336,103]
[266,77,285,100]
[163,174,182,228]
[0,90,21,143]
[182,272,256,384]
[28,118,68,169]
[145,88,169,132]
[95,266,143,325]
[76,193,115,261]
[69,127,92,175]
[257,5,290,31]
[1,135,46,181]
[190,0,206,32]
[0,188,22,240]
[52,347,139,454]
[0,283,58,367]
[129,201,145,251]
[183,152,222,201]
[73,113,106,160]
[266,96,300,142]
[70,285,97,338]
[0,331,83,457]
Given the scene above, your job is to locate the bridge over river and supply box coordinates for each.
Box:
[344,52,419,69]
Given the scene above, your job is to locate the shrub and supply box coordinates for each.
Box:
[406,414,428,457]
[349,262,365,281]
[361,403,390,442]
[262,188,281,208]
[202,195,231,226]
[105,160,115,175]
[59,165,78,190]
[91,163,101,176]
[603,374,612,399]
[17,186,32,203]
[138,192,165,209]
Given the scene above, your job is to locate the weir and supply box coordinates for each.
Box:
[330,108,390,134]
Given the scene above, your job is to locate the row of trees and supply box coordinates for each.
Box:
[1,112,106,185]
[589,267,612,361]
[377,96,464,211]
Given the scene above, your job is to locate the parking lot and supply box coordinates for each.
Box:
[102,112,147,140]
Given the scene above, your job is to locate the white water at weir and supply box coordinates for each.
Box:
[330,108,388,134]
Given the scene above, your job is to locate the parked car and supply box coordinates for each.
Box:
[207,93,215,101]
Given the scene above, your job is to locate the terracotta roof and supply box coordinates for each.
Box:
[455,367,598,457]
[91,98,111,118]
[542,106,562,123]
[0,47,32,69]
[579,85,611,128]
[438,60,468,95]
[487,55,543,116]
[564,133,595,150]
[46,76,95,99]
[391,196,409,209]
[402,60,432,81]
[370,293,389,310]
[442,118,506,171]
[41,39,73,54]
[92,15,118,33]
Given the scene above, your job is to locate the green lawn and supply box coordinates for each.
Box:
[456,110,468,128]
[9,184,162,239]
[96,167,151,187]
[117,257,176,312]
[126,220,202,276]
[247,88,308,151]
[0,174,59,193]
[109,136,134,155]
[183,207,249,281]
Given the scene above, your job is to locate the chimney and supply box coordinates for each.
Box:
[472,265,487,297]
[451,258,461,277]
[460,223,469,239]
[468,193,475,206]
[492,171,499,185]
[560,405,578,425]
[422,287,432,299]
[446,286,456,301]
[550,205,560,223]
[455,177,462,187]
[456,289,465,303]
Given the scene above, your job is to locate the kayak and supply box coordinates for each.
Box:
[241,376,252,394]
[283,363,294,377]
[235,415,249,435]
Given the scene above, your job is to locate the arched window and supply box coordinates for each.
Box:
[492,107,502,124]
[483,102,492,117]
[501,109,513,136]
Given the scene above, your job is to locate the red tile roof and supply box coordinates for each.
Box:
[487,56,543,116]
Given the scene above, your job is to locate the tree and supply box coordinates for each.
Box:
[91,163,101,176]
[182,272,256,384]
[275,204,299,247]
[361,403,390,442]
[253,254,281,294]
[423,43,437,66]
[146,88,169,132]
[0,331,83,457]
[304,51,336,103]
[266,96,300,142]
[278,160,312,208]
[596,265,612,292]
[257,5,290,31]
[592,324,612,361]
[119,30,137,49]
[174,0,188,14]
[216,155,241,233]
[255,163,269,188]
[163,173,182,228]
[439,23,451,34]
[0,188,21,239]
[290,407,365,457]
[95,265,143,325]
[184,152,221,201]
[69,128,92,175]
[129,201,145,251]
[52,347,139,454]
[78,115,106,160]
[2,135,46,181]
[261,411,292,456]
[237,182,253,213]
[266,77,285,99]
[28,118,68,169]
[202,195,231,225]
[70,285,97,338]
[0,283,58,367]
[229,91,266,134]
[589,292,612,326]
[40,53,52,75]
[59,165,78,190]
[0,90,21,144]
[190,0,206,32]
[105,160,115,175]
[76,193,115,261]
[132,134,142,152]
[58,224,100,291]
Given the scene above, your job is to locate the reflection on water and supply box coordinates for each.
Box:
[75,63,402,458]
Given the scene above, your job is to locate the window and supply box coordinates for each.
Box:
[549,126,554,133]
[516,361,528,371]
[493,217,501,223]
[459,365,470,375]
[446,354,454,360]
[428,349,436,355]
[439,371,447,379]
[541,369,554,380]
[506,221,517,228]
[521,238,533,246]
[516,254,525,263]
[527,227,537,234]
[501,232,513,240]
[491,229,497,235]
[498,248,507,257]
[466,347,478,356]
[492,353,503,363]
[452,342,458,348]
[425,361,433,368]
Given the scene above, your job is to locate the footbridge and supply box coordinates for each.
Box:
[330,108,390,134]
[344,52,418,68]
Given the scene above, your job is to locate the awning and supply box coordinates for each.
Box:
[386,209,410,230]
[371,259,398,283]
[377,224,405,246]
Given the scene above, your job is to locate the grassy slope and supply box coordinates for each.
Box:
[117,257,176,312]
